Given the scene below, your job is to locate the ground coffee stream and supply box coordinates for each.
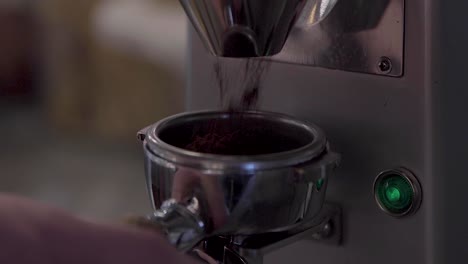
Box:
[213,58,271,111]
[185,58,272,155]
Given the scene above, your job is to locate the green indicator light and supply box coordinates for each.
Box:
[385,187,401,202]
[316,178,324,191]
[375,174,414,215]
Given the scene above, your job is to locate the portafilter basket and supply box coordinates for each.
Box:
[137,111,340,252]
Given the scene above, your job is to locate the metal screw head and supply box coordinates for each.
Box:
[378,57,393,74]
[311,221,333,240]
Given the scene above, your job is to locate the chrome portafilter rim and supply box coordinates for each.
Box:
[141,110,328,173]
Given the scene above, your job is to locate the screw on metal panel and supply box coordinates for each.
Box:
[378,57,393,74]
[311,221,333,240]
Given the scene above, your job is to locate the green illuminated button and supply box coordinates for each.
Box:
[385,187,401,202]
[374,169,421,217]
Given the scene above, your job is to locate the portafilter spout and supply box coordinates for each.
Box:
[179,0,338,57]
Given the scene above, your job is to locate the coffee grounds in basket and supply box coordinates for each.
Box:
[184,115,301,155]
[185,127,272,155]
[185,130,239,154]
[184,125,261,155]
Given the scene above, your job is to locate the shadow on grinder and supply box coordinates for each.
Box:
[137,111,341,264]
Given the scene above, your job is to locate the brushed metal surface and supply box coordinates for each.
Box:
[273,0,405,77]
[429,0,468,262]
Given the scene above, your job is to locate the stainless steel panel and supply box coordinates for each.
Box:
[430,0,468,262]
[185,0,468,262]
[185,0,427,262]
[273,0,405,77]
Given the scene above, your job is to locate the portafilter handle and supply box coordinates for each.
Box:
[130,198,206,253]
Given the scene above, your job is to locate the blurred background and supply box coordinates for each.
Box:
[0,0,187,221]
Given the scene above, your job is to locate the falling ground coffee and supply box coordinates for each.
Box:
[185,58,272,155]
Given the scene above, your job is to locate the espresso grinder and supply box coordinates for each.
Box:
[137,1,468,263]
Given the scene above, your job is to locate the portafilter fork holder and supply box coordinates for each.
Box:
[137,111,342,264]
